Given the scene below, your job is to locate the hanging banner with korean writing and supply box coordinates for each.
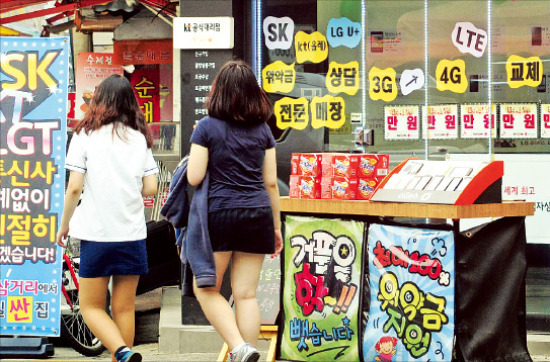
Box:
[294,31,328,64]
[542,104,550,138]
[75,52,123,120]
[0,36,70,336]
[280,215,364,361]
[384,105,419,140]
[460,103,496,139]
[130,65,160,124]
[310,95,346,129]
[363,224,454,362]
[422,104,458,140]
[499,103,538,139]
[326,61,359,96]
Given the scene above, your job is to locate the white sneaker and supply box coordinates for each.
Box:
[229,343,260,362]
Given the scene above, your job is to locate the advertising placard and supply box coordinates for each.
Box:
[499,103,538,139]
[384,105,420,140]
[281,216,364,361]
[363,224,455,362]
[0,36,69,336]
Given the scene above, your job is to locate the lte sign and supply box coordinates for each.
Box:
[263,16,294,50]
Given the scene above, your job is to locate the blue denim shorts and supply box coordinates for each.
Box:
[79,239,148,278]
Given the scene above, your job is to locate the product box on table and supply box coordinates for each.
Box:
[289,175,321,199]
[291,153,323,176]
[321,153,360,178]
[357,154,390,178]
[357,177,384,200]
[321,177,358,200]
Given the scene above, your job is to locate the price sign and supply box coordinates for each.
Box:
[499,103,538,139]
[384,105,420,140]
[542,104,550,139]
[422,104,458,139]
[460,104,496,139]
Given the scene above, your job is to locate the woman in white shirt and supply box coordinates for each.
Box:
[56,74,158,362]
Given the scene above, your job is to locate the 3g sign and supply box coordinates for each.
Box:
[368,67,397,102]
[436,59,467,93]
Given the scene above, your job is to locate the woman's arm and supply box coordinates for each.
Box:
[56,171,84,247]
[187,143,209,186]
[263,147,283,257]
[142,173,158,197]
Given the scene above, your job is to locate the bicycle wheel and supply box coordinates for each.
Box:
[60,253,106,357]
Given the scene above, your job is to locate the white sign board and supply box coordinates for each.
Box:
[450,153,549,244]
[173,17,234,49]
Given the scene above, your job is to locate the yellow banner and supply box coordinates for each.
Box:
[326,61,359,95]
[436,59,467,93]
[311,94,346,129]
[294,31,329,64]
[368,67,397,102]
[506,55,543,89]
[262,61,296,94]
[274,97,309,130]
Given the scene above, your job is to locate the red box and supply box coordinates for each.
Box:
[357,154,390,178]
[321,177,358,200]
[289,175,321,199]
[357,177,383,200]
[291,153,323,176]
[321,153,361,178]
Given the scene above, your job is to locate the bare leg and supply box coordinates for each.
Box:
[232,252,265,347]
[79,276,127,355]
[111,275,140,348]
[193,251,244,350]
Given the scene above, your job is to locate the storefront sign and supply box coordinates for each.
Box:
[451,22,487,58]
[281,216,364,361]
[460,103,496,139]
[422,104,458,140]
[363,224,455,362]
[310,95,346,129]
[274,97,309,130]
[384,105,420,140]
[0,36,69,336]
[173,17,234,49]
[499,103,538,139]
[369,67,397,102]
[113,39,172,65]
[263,16,294,50]
[326,61,359,96]
[542,104,550,138]
[75,52,123,120]
[326,17,361,49]
[506,55,543,89]
[294,31,328,64]
[436,59,467,94]
[262,61,295,94]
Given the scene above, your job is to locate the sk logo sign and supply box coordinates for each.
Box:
[263,16,294,50]
[436,59,467,93]
[369,67,397,102]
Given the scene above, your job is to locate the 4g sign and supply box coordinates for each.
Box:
[436,59,467,94]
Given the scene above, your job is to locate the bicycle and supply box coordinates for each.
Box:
[59,238,106,356]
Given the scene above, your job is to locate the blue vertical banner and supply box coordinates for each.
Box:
[0,36,69,336]
[363,224,455,362]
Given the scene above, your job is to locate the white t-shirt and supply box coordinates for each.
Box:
[65,123,158,241]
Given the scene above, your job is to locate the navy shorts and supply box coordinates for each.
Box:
[79,239,148,278]
[208,207,275,254]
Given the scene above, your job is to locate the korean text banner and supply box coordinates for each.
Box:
[0,36,69,336]
[281,215,364,361]
[363,224,455,362]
